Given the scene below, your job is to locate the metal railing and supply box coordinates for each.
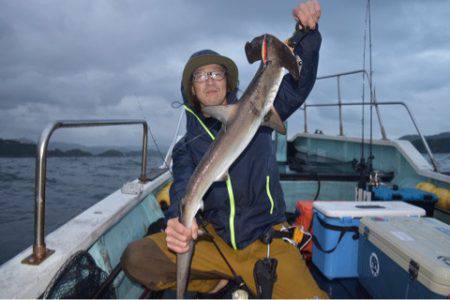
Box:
[22,119,150,265]
[303,70,440,172]
[311,69,387,138]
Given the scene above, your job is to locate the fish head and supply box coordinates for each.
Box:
[245,35,266,64]
[245,34,301,81]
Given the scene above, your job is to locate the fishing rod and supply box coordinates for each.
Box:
[356,0,376,200]
[357,0,368,186]
[368,0,375,175]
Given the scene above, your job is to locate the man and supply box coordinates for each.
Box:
[122,1,326,298]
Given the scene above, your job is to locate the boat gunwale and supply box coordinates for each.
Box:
[290,132,450,183]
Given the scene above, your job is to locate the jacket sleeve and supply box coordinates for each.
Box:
[166,136,195,220]
[273,27,322,122]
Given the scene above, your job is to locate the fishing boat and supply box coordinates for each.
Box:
[1,3,449,299]
[0,67,448,297]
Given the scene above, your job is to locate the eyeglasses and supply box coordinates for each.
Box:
[192,71,226,83]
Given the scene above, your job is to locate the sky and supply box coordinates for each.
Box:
[1,0,449,150]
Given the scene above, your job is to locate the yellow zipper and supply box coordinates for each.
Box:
[266,175,275,214]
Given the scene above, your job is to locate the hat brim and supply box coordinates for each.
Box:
[182,54,238,106]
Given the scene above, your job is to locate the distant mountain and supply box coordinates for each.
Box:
[47,142,135,155]
[127,150,142,157]
[399,132,450,153]
[126,149,162,157]
[0,138,164,158]
[0,139,94,157]
[398,134,418,142]
[98,149,124,157]
[47,141,165,156]
[13,137,35,144]
[0,139,35,157]
[48,148,92,157]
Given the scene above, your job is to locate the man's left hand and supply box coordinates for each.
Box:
[293,0,321,30]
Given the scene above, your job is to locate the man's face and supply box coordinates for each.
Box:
[191,64,228,107]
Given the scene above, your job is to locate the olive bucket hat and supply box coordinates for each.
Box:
[182,49,238,108]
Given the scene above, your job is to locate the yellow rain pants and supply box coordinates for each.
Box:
[121,223,327,299]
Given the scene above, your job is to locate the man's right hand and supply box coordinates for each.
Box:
[165,217,199,254]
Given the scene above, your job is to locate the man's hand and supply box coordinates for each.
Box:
[293,0,321,30]
[165,217,199,254]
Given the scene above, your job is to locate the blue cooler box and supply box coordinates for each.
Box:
[358,217,450,298]
[312,201,425,280]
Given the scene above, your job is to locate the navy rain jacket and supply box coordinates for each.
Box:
[167,29,321,250]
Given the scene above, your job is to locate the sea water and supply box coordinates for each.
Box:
[0,153,449,265]
[0,155,162,264]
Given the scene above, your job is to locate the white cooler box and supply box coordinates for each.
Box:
[358,216,450,298]
[312,201,425,279]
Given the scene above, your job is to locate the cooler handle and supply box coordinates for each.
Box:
[312,216,359,254]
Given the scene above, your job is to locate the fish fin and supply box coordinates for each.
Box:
[214,170,229,182]
[201,104,237,125]
[262,107,286,134]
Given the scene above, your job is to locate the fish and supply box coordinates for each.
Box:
[176,33,301,299]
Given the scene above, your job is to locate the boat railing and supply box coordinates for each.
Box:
[303,69,440,172]
[22,119,150,266]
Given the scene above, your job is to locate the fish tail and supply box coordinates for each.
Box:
[176,241,194,299]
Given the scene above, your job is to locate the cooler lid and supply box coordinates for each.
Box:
[313,201,425,218]
[360,217,450,294]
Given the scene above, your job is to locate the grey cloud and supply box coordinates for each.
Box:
[0,0,449,147]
